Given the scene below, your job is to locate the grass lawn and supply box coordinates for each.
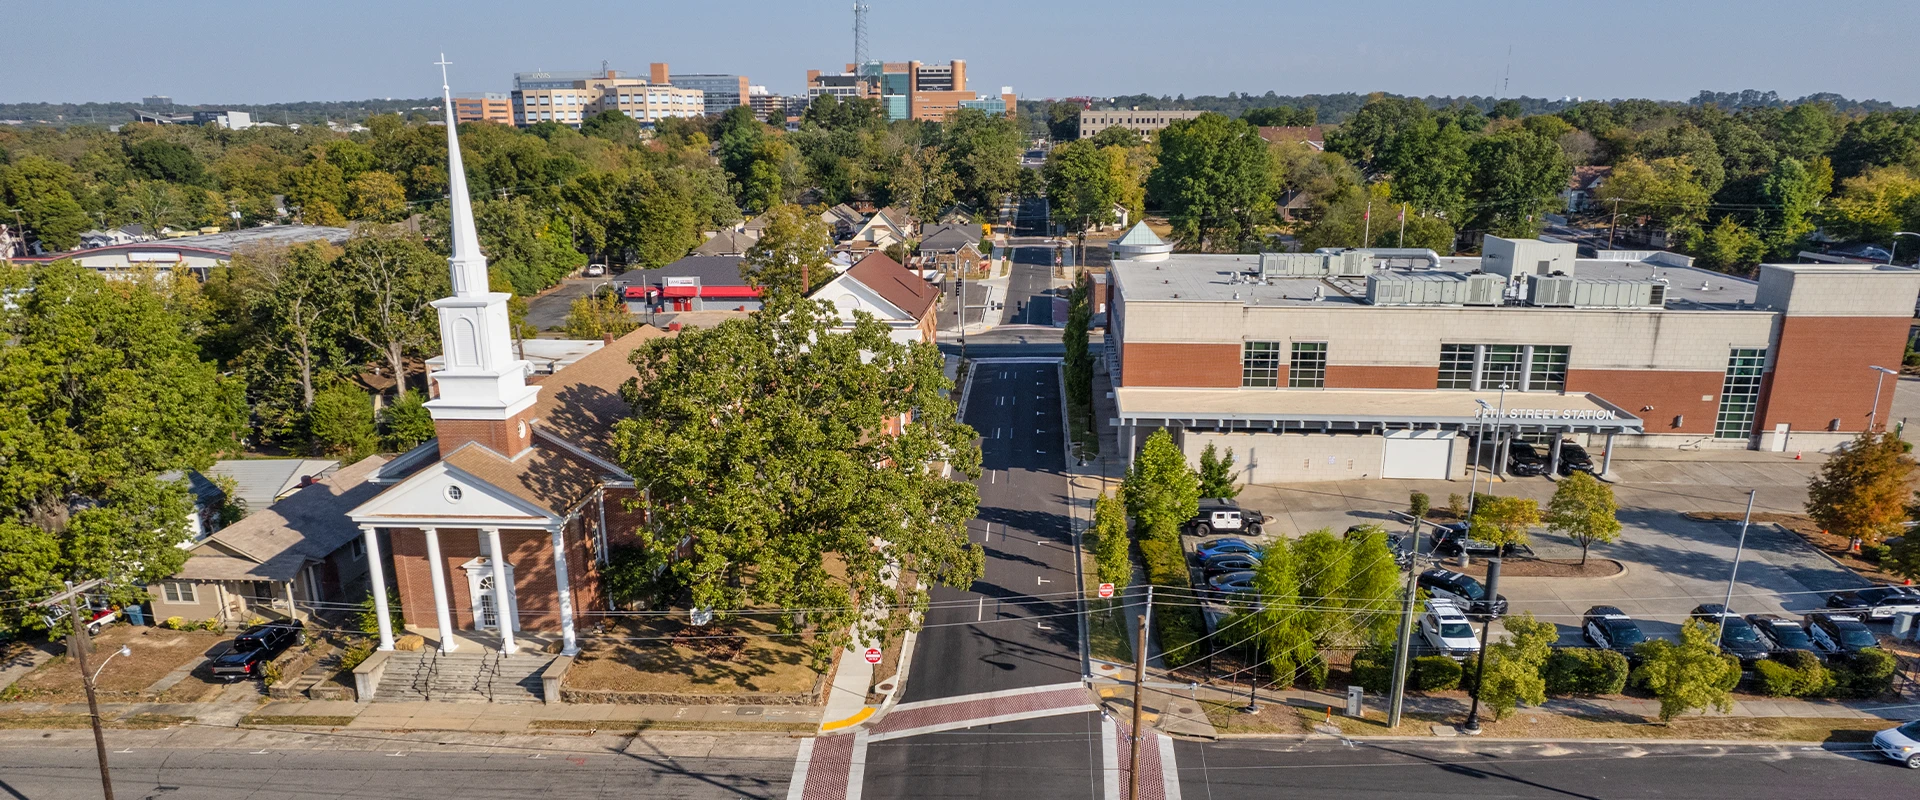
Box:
[566,615,819,696]
[0,713,190,730]
[1088,599,1133,664]
[1066,394,1098,458]
[3,627,224,702]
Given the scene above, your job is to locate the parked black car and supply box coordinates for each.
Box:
[1557,442,1596,476]
[1804,612,1881,656]
[1428,523,1535,559]
[1418,568,1508,618]
[1201,552,1261,577]
[209,622,303,681]
[1745,613,1820,658]
[1506,442,1549,477]
[1185,498,1267,536]
[1581,606,1647,655]
[1689,604,1770,663]
[1823,585,1920,621]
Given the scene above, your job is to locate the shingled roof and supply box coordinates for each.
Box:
[844,252,938,319]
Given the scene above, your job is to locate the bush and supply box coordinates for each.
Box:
[1349,648,1398,694]
[200,618,223,632]
[261,661,283,687]
[1447,493,1466,517]
[1156,605,1206,669]
[161,616,185,631]
[1137,539,1189,588]
[1410,492,1431,520]
[1544,648,1630,696]
[1411,655,1463,691]
[1860,543,1892,563]
[337,639,374,672]
[1829,648,1897,698]
[1754,649,1831,697]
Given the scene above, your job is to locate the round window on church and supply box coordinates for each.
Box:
[518,420,528,439]
[444,485,463,503]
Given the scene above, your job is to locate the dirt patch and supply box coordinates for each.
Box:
[1684,512,1904,582]
[1202,700,1317,735]
[241,714,357,728]
[1446,558,1625,579]
[0,713,191,730]
[564,615,819,698]
[865,609,911,704]
[2,627,225,702]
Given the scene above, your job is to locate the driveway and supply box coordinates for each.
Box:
[524,278,614,332]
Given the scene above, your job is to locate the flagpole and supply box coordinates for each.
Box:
[1398,203,1407,248]
[1362,198,1372,248]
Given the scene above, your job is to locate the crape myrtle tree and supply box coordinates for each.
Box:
[611,289,982,669]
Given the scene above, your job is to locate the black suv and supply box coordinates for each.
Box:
[1823,585,1920,621]
[1689,604,1770,663]
[1557,443,1596,476]
[1428,523,1535,560]
[1185,498,1267,537]
[1418,568,1508,618]
[1745,613,1819,658]
[1506,442,1549,477]
[1581,606,1647,655]
[1804,612,1880,656]
[209,622,304,681]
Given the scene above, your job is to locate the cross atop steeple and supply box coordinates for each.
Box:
[435,54,453,91]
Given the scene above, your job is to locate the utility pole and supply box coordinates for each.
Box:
[1606,198,1622,250]
[1387,512,1422,728]
[1128,610,1148,800]
[1397,203,1407,249]
[36,579,116,800]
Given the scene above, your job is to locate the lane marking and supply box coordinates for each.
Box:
[785,738,814,800]
[977,597,984,621]
[866,705,1102,742]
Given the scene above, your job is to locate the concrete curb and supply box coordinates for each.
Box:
[1209,732,1867,748]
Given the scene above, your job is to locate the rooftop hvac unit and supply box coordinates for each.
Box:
[1366,273,1409,305]
[1367,272,1464,305]
[1260,252,1330,278]
[1463,273,1505,306]
[1569,279,1660,308]
[1331,250,1372,277]
[1527,274,1577,307]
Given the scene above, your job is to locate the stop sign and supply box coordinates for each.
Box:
[864,647,882,664]
[1098,583,1115,598]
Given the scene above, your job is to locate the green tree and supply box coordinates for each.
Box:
[118,180,189,233]
[1045,140,1122,232]
[890,146,958,227]
[1063,277,1092,414]
[1807,431,1917,548]
[1340,524,1403,642]
[1633,618,1741,722]
[1755,156,1831,257]
[610,293,981,668]
[346,170,408,222]
[308,382,378,458]
[252,242,352,414]
[1091,492,1131,589]
[1697,216,1765,272]
[1,156,92,251]
[1090,125,1146,149]
[939,108,1025,208]
[381,390,436,452]
[288,156,348,222]
[579,110,643,145]
[742,203,834,296]
[338,229,446,395]
[1149,113,1275,250]
[1293,529,1351,644]
[1196,443,1239,499]
[561,292,639,340]
[713,105,767,186]
[1242,106,1315,127]
[1545,471,1622,565]
[127,139,207,186]
[1466,127,1570,238]
[1123,429,1200,541]
[1044,102,1082,142]
[1252,537,1319,684]
[1820,166,1920,245]
[1469,495,1542,549]
[1473,612,1555,720]
[1594,156,1713,246]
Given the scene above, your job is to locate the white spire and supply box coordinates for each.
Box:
[438,54,488,297]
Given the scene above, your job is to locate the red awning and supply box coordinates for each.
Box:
[659,285,761,299]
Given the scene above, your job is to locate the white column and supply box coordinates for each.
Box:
[486,527,517,655]
[422,528,457,654]
[360,525,395,651]
[549,525,579,656]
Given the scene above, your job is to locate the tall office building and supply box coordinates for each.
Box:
[649,63,750,116]
[509,69,703,127]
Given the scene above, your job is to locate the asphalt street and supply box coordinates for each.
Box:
[862,714,1107,800]
[898,360,1081,702]
[524,277,610,331]
[0,744,795,799]
[1176,738,1919,799]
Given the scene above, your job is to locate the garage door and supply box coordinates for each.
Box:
[1381,431,1453,479]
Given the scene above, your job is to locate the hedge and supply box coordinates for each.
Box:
[1831,648,1897,698]
[1411,655,1463,691]
[1543,648,1630,696]
[1137,539,1190,588]
[1754,650,1831,698]
[1351,649,1397,694]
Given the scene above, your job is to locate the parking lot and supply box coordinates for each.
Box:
[1220,447,1876,647]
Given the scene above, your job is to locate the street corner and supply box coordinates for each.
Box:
[818,704,875,733]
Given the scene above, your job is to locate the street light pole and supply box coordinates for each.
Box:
[1887,232,1919,266]
[1870,365,1898,433]
[1460,557,1499,736]
[1716,490,1756,651]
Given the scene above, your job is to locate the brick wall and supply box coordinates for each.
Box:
[1325,365,1438,389]
[1760,316,1910,433]
[1121,342,1241,387]
[435,406,535,458]
[1565,369,1725,434]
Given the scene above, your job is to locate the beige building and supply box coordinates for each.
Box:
[510,69,703,127]
[1077,109,1206,139]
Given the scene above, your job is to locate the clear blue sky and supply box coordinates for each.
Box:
[8,0,1918,105]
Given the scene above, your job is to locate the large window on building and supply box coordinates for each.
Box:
[1715,348,1767,439]
[1437,344,1573,392]
[1243,341,1283,388]
[1289,342,1328,388]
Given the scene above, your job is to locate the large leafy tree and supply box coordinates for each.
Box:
[939,108,1025,209]
[1634,618,1741,722]
[742,203,833,295]
[889,146,958,227]
[1819,166,1920,245]
[1473,612,1555,721]
[1468,495,1542,549]
[1807,431,1916,548]
[1090,492,1131,589]
[1148,113,1276,250]
[1545,471,1622,565]
[1123,429,1199,540]
[0,261,244,624]
[1045,140,1122,233]
[338,228,447,395]
[1466,127,1569,238]
[611,293,981,667]
[1196,443,1239,499]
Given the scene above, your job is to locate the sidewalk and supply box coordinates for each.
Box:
[0,695,825,734]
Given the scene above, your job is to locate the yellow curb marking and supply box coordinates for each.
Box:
[819,706,875,732]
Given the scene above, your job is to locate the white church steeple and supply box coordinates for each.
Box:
[425,56,540,457]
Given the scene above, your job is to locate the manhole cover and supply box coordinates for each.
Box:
[877,683,895,692]
[1175,705,1197,715]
